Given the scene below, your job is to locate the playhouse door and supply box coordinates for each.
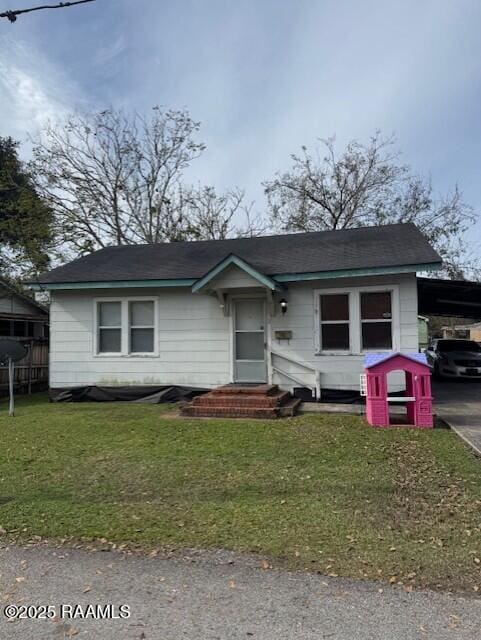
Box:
[413,375,434,427]
[233,299,266,383]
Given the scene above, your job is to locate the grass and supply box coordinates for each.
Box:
[0,393,480,592]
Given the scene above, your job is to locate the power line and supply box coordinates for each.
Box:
[0,0,96,23]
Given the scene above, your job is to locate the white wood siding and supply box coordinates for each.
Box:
[270,273,418,391]
[49,273,419,392]
[207,264,263,289]
[49,288,231,388]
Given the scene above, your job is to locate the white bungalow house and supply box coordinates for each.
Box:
[28,223,441,400]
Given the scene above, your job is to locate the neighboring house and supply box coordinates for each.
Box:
[0,279,48,340]
[442,322,481,342]
[28,223,441,397]
[0,279,49,392]
[418,315,429,351]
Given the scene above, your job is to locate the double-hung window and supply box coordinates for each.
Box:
[96,298,157,355]
[316,286,398,354]
[129,301,155,353]
[97,301,122,353]
[319,293,350,351]
[360,291,393,350]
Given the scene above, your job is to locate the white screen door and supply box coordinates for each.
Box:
[233,299,266,383]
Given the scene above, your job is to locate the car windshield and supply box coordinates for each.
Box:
[438,340,481,353]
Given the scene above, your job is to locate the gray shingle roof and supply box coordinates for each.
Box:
[32,223,441,285]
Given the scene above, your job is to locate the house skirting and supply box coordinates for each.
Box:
[49,385,208,403]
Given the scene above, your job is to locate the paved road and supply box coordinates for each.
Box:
[0,545,480,640]
[433,380,481,455]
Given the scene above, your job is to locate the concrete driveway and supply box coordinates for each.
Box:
[1,544,480,640]
[433,380,481,455]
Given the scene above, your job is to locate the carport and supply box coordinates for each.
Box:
[417,277,481,319]
[418,277,481,455]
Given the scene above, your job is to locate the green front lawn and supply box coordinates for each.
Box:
[0,393,480,592]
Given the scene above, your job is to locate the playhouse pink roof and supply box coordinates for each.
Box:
[364,352,429,369]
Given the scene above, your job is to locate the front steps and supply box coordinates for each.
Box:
[181,384,301,419]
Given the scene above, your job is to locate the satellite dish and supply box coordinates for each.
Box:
[0,339,27,365]
[0,339,28,416]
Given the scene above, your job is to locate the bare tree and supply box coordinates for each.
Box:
[1,0,96,23]
[264,132,475,278]
[182,185,268,240]
[30,107,206,257]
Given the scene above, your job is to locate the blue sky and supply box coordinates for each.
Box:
[0,0,480,256]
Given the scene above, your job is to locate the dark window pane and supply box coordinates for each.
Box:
[13,321,26,337]
[321,323,350,350]
[0,320,11,336]
[320,294,349,321]
[130,328,154,353]
[362,322,392,349]
[99,328,121,353]
[361,292,391,320]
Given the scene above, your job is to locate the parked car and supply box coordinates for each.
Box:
[425,339,481,379]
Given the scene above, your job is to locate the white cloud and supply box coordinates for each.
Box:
[0,36,85,143]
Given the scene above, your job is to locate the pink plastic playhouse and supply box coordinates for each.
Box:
[362,352,433,428]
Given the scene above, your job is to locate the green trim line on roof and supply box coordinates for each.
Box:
[272,262,442,283]
[28,278,197,291]
[191,254,283,293]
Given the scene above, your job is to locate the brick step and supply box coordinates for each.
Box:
[192,390,291,408]
[278,398,302,417]
[182,405,279,419]
[181,383,302,419]
[210,384,279,396]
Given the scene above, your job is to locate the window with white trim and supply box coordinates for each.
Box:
[129,300,154,353]
[360,291,392,350]
[95,298,157,355]
[320,293,350,351]
[315,285,399,354]
[97,301,122,353]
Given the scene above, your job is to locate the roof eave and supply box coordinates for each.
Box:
[273,262,442,283]
[27,261,442,291]
[27,278,198,291]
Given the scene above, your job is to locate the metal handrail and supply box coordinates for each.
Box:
[270,349,321,400]
[272,364,312,388]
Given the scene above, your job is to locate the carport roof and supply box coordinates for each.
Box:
[418,277,481,319]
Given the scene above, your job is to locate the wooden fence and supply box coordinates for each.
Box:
[0,339,49,393]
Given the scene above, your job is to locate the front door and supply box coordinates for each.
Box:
[233,299,266,383]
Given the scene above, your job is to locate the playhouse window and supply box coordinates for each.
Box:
[361,291,392,350]
[320,293,350,350]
